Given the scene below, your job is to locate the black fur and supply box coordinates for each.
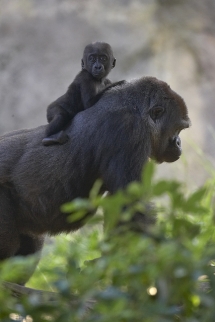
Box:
[42,42,116,145]
[0,77,190,267]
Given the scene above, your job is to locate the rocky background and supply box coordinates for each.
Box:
[1,0,215,187]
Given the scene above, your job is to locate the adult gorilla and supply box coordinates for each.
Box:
[0,77,191,261]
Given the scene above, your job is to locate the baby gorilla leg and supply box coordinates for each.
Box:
[42,130,69,146]
[42,111,70,146]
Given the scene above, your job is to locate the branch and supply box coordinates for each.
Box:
[2,281,96,310]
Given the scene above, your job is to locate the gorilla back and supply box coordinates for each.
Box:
[0,76,191,260]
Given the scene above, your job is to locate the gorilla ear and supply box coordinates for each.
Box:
[112,58,116,69]
[149,106,165,121]
[81,59,84,69]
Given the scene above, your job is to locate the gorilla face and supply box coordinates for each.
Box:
[147,85,191,164]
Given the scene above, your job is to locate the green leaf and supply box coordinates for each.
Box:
[89,179,103,200]
[67,210,88,223]
[153,180,182,196]
[184,186,207,212]
[61,198,92,213]
[141,161,155,192]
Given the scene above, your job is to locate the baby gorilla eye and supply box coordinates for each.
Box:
[89,55,96,62]
[99,55,107,62]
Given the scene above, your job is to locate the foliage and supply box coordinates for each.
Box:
[1,162,215,321]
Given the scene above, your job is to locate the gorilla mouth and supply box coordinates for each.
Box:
[163,147,182,163]
[164,154,180,163]
[162,136,182,163]
[92,71,104,78]
[154,146,182,163]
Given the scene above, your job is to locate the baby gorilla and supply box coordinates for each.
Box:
[42,42,116,145]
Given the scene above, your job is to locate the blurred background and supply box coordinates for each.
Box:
[1,0,215,188]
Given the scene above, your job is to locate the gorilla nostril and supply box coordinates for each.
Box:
[175,137,181,148]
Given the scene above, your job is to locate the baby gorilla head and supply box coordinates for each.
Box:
[81,42,116,79]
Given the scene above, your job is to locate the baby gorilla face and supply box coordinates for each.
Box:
[87,54,108,79]
[82,42,116,79]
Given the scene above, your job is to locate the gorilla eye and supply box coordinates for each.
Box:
[99,55,107,62]
[149,107,165,121]
[89,55,96,62]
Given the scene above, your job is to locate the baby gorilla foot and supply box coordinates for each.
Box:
[42,131,69,146]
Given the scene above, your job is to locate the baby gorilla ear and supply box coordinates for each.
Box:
[81,59,84,69]
[149,106,165,122]
[112,58,116,68]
